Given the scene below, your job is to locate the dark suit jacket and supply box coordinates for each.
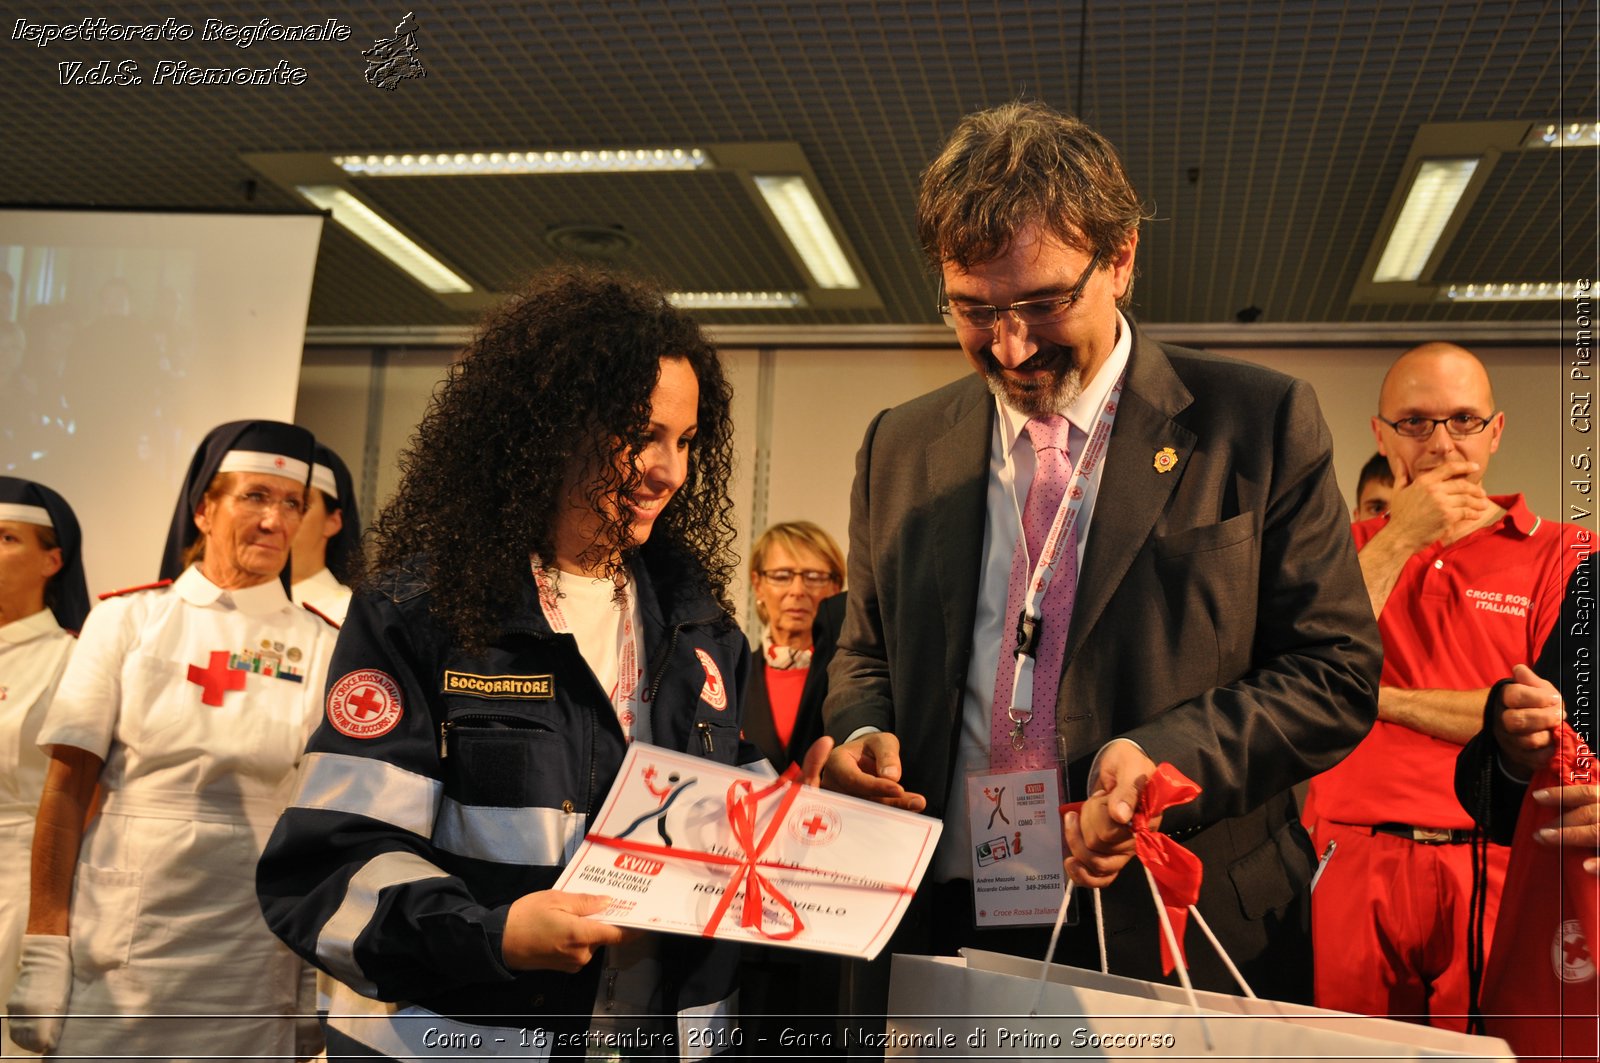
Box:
[743,593,847,770]
[823,328,1381,994]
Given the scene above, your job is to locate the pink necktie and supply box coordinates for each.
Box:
[989,415,1077,772]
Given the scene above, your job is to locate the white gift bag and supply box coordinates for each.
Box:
[886,865,1514,1061]
[884,768,1515,1059]
[884,948,1514,1060]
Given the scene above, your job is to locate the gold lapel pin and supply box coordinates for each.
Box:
[1153,446,1178,473]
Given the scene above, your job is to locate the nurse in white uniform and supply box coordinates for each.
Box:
[7,421,337,1062]
[0,478,88,1057]
[289,443,362,627]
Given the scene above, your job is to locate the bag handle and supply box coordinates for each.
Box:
[1032,765,1260,1050]
[1030,874,1249,1052]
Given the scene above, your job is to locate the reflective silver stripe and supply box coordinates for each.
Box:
[432,798,584,866]
[317,852,452,996]
[325,978,546,1061]
[292,752,440,837]
[678,991,738,1061]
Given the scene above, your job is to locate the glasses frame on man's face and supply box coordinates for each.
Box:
[1376,412,1500,440]
[938,250,1104,331]
[757,568,838,590]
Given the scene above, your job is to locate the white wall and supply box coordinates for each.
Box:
[1216,345,1564,520]
[297,340,1569,631]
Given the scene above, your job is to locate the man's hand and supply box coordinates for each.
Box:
[820,733,926,811]
[1062,741,1158,888]
[501,891,633,972]
[1491,663,1565,776]
[1359,459,1494,615]
[1382,459,1490,550]
[1533,785,1600,876]
[797,736,834,788]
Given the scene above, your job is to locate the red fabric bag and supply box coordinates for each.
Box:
[1479,723,1599,1061]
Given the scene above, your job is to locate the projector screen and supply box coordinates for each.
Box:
[0,208,324,598]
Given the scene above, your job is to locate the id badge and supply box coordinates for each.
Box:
[964,767,1066,927]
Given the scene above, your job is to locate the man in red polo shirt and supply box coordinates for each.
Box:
[1308,342,1582,1030]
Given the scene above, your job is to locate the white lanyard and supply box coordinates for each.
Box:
[533,562,643,742]
[1006,371,1125,737]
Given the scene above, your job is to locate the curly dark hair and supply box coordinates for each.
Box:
[368,267,739,651]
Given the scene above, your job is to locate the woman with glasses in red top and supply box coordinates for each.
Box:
[743,521,845,771]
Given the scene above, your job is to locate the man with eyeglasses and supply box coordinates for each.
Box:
[818,100,1379,1022]
[1306,342,1584,1030]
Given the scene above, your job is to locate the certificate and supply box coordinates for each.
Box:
[553,743,942,959]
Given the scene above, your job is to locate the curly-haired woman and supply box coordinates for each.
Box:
[258,268,821,1060]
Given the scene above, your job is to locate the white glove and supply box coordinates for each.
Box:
[7,935,72,1054]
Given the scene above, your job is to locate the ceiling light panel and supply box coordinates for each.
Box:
[1521,123,1600,150]
[296,184,472,293]
[1440,281,1585,302]
[752,174,861,290]
[668,291,806,309]
[335,148,711,176]
[1372,158,1481,283]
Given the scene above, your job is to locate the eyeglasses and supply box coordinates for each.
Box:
[231,491,306,517]
[1376,413,1499,439]
[758,569,838,589]
[938,251,1104,331]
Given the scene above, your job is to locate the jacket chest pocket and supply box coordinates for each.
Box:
[691,717,742,765]
[439,708,586,811]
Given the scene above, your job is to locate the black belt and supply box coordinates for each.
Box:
[1371,822,1475,845]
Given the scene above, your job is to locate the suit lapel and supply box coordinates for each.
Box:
[1064,332,1197,670]
[926,379,993,691]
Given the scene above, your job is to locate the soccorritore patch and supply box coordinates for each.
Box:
[442,671,554,699]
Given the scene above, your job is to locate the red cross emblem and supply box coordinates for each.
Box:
[346,684,386,720]
[326,669,404,739]
[788,802,840,846]
[273,456,286,469]
[187,651,246,706]
[1554,918,1597,983]
[694,648,727,711]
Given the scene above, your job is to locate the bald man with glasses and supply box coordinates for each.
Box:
[1307,342,1586,1030]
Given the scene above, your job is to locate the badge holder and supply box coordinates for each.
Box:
[964,736,1072,930]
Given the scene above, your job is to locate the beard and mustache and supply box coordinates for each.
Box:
[976,341,1084,417]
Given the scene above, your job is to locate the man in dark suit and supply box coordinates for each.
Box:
[819,101,1380,1015]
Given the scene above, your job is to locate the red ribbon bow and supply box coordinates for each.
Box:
[1064,762,1203,975]
[1133,764,1203,975]
[702,767,808,940]
[588,765,809,942]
